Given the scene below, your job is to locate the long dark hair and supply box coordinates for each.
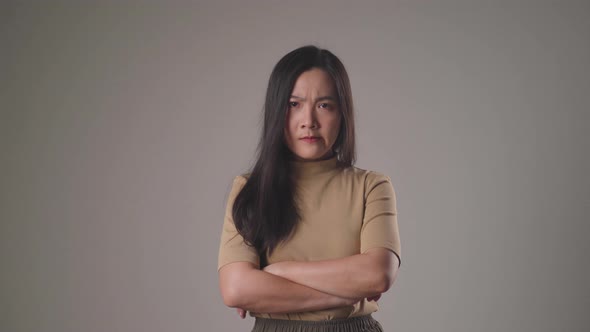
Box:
[232,45,356,263]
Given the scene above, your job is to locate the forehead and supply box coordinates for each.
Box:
[291,68,336,96]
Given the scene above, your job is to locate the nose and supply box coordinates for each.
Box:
[300,104,318,129]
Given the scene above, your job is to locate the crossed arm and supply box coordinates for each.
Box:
[218,247,399,314]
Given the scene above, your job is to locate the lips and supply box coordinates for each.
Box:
[300,136,320,143]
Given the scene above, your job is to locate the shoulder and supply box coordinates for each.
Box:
[227,173,251,198]
[341,165,394,197]
[233,174,249,184]
[232,173,252,186]
[342,165,392,185]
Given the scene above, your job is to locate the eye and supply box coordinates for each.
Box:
[318,103,331,109]
[289,101,299,108]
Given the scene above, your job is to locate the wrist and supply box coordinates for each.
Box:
[263,261,288,277]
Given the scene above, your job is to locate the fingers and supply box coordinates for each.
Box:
[367,293,381,302]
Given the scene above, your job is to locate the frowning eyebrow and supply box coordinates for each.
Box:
[290,95,337,102]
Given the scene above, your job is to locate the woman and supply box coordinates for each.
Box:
[218,45,401,332]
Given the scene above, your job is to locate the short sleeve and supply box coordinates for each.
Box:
[217,176,260,271]
[360,172,402,267]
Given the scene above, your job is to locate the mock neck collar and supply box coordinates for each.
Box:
[290,155,340,178]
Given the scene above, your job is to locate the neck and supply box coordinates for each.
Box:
[290,150,336,162]
[290,154,339,178]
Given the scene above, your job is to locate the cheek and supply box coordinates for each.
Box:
[328,117,342,140]
[285,111,295,130]
[284,118,297,142]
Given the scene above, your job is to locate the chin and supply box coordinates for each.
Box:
[294,150,330,161]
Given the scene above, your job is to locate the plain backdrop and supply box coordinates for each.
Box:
[2,1,589,331]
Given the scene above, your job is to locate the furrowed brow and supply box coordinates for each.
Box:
[289,95,336,102]
[316,96,336,102]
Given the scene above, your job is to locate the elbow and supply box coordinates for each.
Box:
[373,271,394,294]
[364,249,399,294]
[221,284,242,308]
[371,262,398,294]
[221,278,256,308]
[219,266,251,308]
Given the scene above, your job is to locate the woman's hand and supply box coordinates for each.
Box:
[264,262,368,306]
[236,308,246,319]
[220,261,364,313]
[263,261,288,277]
[267,261,381,304]
[258,249,398,300]
[367,293,381,302]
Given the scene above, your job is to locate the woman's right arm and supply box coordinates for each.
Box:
[219,261,360,314]
[219,176,359,313]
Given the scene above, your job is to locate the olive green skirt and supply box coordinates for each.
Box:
[251,314,383,332]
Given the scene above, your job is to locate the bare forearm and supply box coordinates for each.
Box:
[264,249,399,299]
[219,262,359,314]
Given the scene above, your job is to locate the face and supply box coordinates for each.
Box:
[284,68,342,161]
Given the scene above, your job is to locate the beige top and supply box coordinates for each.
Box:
[218,156,401,321]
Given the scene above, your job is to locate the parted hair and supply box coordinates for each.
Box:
[232,45,356,264]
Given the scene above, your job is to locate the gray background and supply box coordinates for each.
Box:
[2,1,589,331]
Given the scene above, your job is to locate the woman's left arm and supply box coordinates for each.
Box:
[263,248,399,299]
[265,173,401,299]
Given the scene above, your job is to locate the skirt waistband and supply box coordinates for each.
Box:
[251,314,383,332]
